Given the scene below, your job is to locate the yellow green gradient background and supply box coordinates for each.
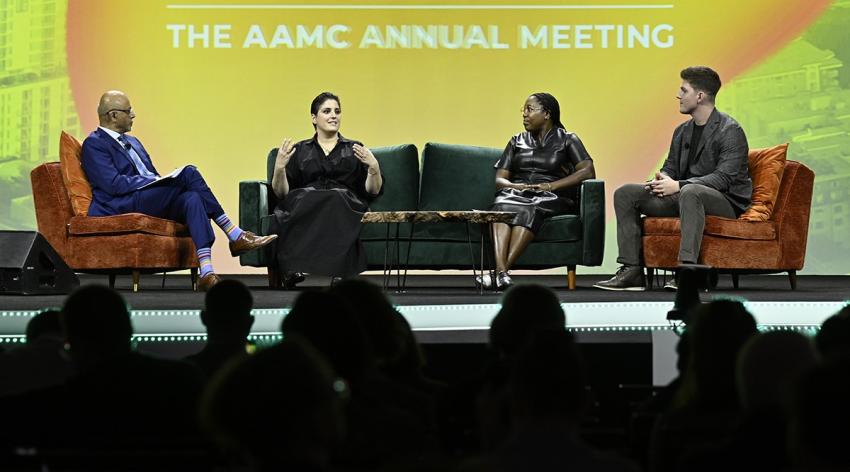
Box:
[3,0,850,274]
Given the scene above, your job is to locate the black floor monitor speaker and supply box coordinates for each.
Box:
[0,231,79,295]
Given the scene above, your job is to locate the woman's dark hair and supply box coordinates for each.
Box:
[530,92,565,130]
[310,92,341,115]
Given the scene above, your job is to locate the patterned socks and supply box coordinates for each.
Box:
[214,214,244,242]
[197,247,214,277]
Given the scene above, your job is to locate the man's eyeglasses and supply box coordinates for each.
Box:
[107,108,133,116]
[521,106,543,115]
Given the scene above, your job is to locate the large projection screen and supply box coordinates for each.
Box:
[2,0,849,274]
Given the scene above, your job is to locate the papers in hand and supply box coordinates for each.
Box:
[138,165,187,189]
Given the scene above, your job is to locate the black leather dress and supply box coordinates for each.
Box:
[491,127,592,233]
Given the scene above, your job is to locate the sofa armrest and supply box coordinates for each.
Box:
[580,179,605,266]
[238,180,273,267]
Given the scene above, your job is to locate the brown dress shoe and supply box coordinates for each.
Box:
[229,231,278,257]
[198,273,221,292]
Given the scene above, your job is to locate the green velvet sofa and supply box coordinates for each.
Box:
[238,142,605,289]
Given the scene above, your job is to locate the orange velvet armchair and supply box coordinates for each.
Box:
[30,133,198,291]
[641,157,814,290]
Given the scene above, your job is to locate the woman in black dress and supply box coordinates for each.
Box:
[484,93,596,290]
[269,92,384,287]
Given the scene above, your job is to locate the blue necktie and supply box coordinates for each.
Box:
[118,135,156,179]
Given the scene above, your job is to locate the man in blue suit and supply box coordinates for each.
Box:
[81,91,276,291]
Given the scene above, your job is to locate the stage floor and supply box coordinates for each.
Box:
[1,273,846,341]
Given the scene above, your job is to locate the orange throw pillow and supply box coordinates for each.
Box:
[58,131,93,216]
[740,143,788,221]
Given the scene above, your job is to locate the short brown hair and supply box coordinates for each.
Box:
[681,66,721,100]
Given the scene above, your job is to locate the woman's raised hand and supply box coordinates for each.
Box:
[353,143,379,170]
[276,138,296,168]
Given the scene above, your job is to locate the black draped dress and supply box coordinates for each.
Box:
[268,134,384,276]
[491,127,593,233]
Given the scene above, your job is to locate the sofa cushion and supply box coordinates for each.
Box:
[740,143,787,221]
[643,216,776,240]
[59,131,93,216]
[419,143,499,212]
[369,144,420,211]
[361,144,420,241]
[535,214,582,242]
[69,213,189,237]
[416,143,499,241]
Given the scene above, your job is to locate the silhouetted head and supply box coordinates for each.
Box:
[490,284,566,358]
[329,279,407,369]
[510,329,586,426]
[736,330,817,412]
[676,300,758,409]
[281,290,373,385]
[789,358,850,469]
[26,309,63,343]
[200,335,345,470]
[201,280,255,343]
[61,285,133,366]
[815,305,850,359]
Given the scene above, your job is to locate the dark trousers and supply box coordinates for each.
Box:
[133,165,224,249]
[614,183,736,266]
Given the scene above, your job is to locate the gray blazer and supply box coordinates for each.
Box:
[660,108,752,214]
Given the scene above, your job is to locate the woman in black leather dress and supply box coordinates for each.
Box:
[485,93,596,289]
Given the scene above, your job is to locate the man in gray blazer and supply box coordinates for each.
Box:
[595,66,751,291]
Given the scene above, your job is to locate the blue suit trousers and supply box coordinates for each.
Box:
[134,165,224,249]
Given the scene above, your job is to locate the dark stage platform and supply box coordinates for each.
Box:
[1,273,846,385]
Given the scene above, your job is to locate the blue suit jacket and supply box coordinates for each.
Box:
[81,128,160,216]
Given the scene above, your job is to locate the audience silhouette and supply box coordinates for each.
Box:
[186,279,255,379]
[491,328,639,472]
[1,279,848,471]
[789,356,850,471]
[200,335,345,472]
[0,309,73,396]
[282,289,440,470]
[649,299,758,472]
[678,330,818,471]
[815,305,850,360]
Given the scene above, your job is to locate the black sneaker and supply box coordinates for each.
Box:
[593,265,646,291]
[496,271,513,290]
[663,278,677,291]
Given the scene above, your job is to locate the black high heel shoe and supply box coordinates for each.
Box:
[495,271,513,290]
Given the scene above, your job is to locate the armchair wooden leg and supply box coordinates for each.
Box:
[788,270,797,290]
[191,268,199,291]
[108,274,117,289]
[732,273,740,290]
[567,265,576,290]
[132,270,141,292]
[646,268,655,289]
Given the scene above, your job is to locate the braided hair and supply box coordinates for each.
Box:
[530,92,565,130]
